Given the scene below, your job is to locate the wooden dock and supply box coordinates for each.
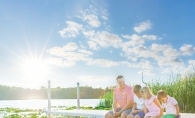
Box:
[45,109,195,118]
[45,81,195,118]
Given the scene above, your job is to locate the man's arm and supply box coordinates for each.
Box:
[114,99,132,117]
[112,99,117,113]
[112,90,118,117]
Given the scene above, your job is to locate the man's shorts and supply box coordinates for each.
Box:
[131,109,145,118]
[109,107,132,116]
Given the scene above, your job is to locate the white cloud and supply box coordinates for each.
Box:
[120,60,153,69]
[142,35,156,40]
[90,31,122,49]
[47,43,78,57]
[77,75,112,82]
[162,47,180,57]
[122,45,150,59]
[79,41,87,49]
[134,20,152,33]
[59,21,83,37]
[188,60,195,66]
[101,9,108,20]
[131,57,137,62]
[122,43,183,67]
[101,16,107,20]
[122,34,157,46]
[161,60,195,78]
[78,49,93,55]
[79,11,101,27]
[161,66,184,74]
[139,60,153,69]
[150,43,170,52]
[46,57,76,67]
[138,70,155,76]
[180,44,195,56]
[157,57,183,67]
[54,51,90,62]
[63,42,78,51]
[83,30,95,37]
[88,41,99,50]
[87,59,119,67]
[47,43,93,67]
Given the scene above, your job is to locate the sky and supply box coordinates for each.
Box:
[0,0,195,89]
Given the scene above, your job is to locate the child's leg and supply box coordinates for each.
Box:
[150,116,160,118]
[136,111,145,118]
[127,113,134,118]
[134,115,140,118]
[144,116,150,118]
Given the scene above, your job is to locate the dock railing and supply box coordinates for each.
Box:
[45,81,107,118]
[45,81,195,118]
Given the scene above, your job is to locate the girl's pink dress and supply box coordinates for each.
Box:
[143,95,160,117]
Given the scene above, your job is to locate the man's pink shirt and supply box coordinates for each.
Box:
[114,85,134,108]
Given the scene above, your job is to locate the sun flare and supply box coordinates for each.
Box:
[22,58,47,80]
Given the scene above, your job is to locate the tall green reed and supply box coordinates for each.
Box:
[148,73,195,113]
[97,90,113,109]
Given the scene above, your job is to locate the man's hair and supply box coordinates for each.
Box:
[157,90,167,99]
[116,75,124,81]
[133,84,141,93]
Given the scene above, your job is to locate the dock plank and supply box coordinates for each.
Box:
[45,110,195,118]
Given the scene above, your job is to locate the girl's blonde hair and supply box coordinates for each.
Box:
[140,86,153,99]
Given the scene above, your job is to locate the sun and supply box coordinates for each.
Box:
[22,58,47,81]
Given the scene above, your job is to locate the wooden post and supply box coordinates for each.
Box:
[77,82,80,110]
[47,80,51,118]
[142,72,147,85]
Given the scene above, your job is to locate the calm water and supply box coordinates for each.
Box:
[0,99,101,109]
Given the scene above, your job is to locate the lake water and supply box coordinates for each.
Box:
[0,99,101,109]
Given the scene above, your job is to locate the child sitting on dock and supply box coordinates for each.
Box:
[127,84,145,118]
[157,90,180,118]
[140,87,163,118]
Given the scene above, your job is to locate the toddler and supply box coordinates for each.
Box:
[157,90,180,118]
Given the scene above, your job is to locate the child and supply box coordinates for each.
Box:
[127,84,145,118]
[157,90,180,118]
[140,87,163,118]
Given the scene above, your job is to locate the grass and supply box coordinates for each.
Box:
[148,73,195,113]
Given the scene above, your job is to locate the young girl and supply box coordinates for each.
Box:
[140,87,163,118]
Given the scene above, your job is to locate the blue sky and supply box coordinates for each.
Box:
[0,0,195,89]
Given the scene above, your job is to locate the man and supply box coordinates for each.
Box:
[105,75,134,118]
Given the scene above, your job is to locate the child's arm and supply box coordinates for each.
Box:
[175,104,180,116]
[131,102,136,113]
[131,103,144,114]
[154,98,164,116]
[143,104,147,114]
[132,102,136,112]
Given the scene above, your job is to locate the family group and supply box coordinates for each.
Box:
[104,75,180,118]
